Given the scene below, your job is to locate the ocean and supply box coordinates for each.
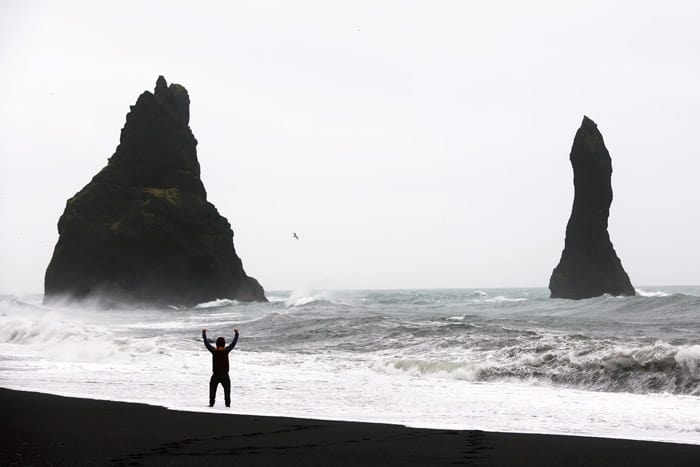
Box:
[1,287,699,444]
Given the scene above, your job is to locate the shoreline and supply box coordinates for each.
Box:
[2,388,699,466]
[4,382,698,447]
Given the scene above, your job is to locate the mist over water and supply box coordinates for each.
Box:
[1,287,699,444]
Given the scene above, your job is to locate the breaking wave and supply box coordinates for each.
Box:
[379,341,700,396]
[195,298,238,309]
[0,312,174,363]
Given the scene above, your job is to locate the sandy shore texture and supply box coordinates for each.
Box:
[1,388,698,466]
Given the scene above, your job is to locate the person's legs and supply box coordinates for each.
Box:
[223,374,231,407]
[209,374,218,407]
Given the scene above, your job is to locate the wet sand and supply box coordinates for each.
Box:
[1,388,698,466]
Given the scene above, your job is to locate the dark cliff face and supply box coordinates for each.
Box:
[44,76,266,306]
[549,116,635,299]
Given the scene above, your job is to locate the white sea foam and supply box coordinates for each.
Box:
[195,298,238,308]
[287,296,317,307]
[284,288,344,308]
[675,345,700,378]
[636,288,670,298]
[484,296,528,302]
[380,358,484,381]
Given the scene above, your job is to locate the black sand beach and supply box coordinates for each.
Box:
[1,388,698,466]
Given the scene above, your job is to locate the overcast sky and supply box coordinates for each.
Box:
[1,1,699,293]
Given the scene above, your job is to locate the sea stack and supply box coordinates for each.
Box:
[549,116,635,299]
[44,76,266,306]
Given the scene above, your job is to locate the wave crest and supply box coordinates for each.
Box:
[379,341,700,396]
[195,298,238,309]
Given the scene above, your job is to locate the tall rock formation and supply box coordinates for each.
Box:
[549,116,635,299]
[44,76,266,306]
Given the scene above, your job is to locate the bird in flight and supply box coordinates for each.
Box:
[292,233,299,240]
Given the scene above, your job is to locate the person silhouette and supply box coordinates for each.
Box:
[202,328,239,407]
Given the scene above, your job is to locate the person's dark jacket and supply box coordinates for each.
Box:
[202,330,238,375]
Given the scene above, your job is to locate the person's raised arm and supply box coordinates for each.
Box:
[226,328,239,352]
[202,329,215,352]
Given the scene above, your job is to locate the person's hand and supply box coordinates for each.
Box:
[234,327,239,334]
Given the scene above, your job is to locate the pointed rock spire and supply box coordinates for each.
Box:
[44,76,266,306]
[549,116,635,299]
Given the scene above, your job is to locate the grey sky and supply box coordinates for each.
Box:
[1,1,698,293]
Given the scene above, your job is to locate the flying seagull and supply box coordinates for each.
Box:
[292,233,299,240]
